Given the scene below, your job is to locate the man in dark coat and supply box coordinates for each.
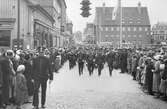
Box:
[0,63,3,107]
[86,53,95,76]
[119,50,128,73]
[0,52,15,108]
[95,52,105,76]
[106,51,114,76]
[23,54,34,97]
[145,58,154,95]
[32,47,53,109]
[77,51,85,76]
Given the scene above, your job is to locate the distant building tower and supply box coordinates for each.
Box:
[152,22,167,45]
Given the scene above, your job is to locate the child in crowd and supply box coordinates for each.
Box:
[15,65,28,109]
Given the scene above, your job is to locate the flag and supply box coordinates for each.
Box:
[112,7,117,20]
[112,0,120,20]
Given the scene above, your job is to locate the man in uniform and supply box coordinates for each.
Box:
[106,51,115,76]
[95,51,105,76]
[86,52,95,76]
[32,47,53,109]
[77,51,85,76]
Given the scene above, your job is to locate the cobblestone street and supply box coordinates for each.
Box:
[7,62,167,109]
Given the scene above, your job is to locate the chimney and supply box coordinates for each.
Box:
[138,1,141,14]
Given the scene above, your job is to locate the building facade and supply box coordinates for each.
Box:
[152,22,167,45]
[94,3,151,48]
[0,0,67,49]
[83,23,96,44]
[35,0,66,47]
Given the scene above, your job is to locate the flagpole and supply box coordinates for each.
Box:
[100,16,102,45]
[119,0,122,48]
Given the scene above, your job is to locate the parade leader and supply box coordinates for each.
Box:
[32,47,53,109]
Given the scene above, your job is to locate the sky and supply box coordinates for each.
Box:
[65,0,167,33]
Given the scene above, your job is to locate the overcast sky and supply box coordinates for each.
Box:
[65,0,167,32]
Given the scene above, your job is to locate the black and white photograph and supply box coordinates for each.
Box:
[0,0,167,109]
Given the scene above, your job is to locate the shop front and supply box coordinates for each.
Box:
[34,20,55,49]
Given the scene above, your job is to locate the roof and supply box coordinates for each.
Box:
[95,7,150,26]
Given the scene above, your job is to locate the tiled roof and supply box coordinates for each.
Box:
[95,7,150,26]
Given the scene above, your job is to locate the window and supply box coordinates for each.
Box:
[134,35,137,37]
[100,27,103,31]
[139,35,142,38]
[117,27,120,31]
[0,30,11,46]
[105,27,108,31]
[123,27,125,31]
[111,27,113,31]
[105,35,108,37]
[145,27,148,31]
[128,35,131,37]
[137,21,141,24]
[134,27,136,31]
[123,35,125,37]
[139,27,142,31]
[129,21,133,24]
[128,27,131,31]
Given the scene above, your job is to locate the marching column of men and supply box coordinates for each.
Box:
[62,46,128,76]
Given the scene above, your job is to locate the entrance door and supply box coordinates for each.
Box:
[0,30,11,47]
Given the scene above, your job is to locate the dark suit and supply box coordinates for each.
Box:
[0,56,14,105]
[32,55,53,107]
[106,52,114,76]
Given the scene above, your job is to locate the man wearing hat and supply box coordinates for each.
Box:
[0,50,16,108]
[32,47,53,109]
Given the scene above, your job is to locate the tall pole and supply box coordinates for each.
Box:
[17,0,20,49]
[99,16,102,45]
[119,0,122,48]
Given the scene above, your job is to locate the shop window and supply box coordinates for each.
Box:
[0,30,11,46]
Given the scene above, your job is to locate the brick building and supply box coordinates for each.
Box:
[152,22,167,45]
[94,3,151,48]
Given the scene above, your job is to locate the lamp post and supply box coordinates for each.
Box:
[17,0,20,49]
[119,0,123,48]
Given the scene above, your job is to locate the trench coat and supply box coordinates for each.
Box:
[15,73,28,105]
[153,60,161,92]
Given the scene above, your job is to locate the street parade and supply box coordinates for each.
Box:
[1,0,167,109]
[0,45,167,109]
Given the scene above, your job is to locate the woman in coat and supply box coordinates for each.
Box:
[153,55,161,98]
[159,59,167,100]
[15,65,28,109]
